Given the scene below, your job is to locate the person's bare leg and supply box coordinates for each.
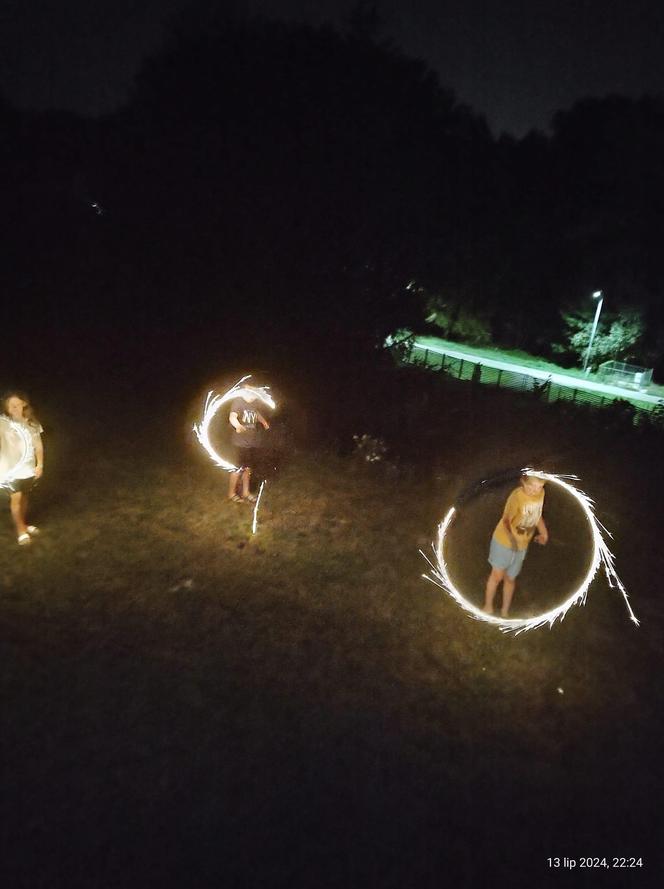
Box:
[241,468,251,498]
[10,492,28,537]
[501,576,516,617]
[229,471,241,499]
[21,492,29,527]
[484,567,504,614]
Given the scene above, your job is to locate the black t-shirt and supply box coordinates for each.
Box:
[229,397,261,447]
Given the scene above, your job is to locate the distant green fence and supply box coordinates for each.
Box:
[393,339,663,424]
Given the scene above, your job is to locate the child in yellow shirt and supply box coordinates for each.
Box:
[483,474,548,617]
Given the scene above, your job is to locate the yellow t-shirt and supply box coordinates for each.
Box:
[493,486,545,551]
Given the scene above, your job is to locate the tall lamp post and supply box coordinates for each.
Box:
[583,290,604,374]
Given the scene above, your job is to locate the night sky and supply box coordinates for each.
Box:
[2,0,664,135]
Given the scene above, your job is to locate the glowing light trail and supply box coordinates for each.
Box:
[252,480,266,534]
[422,469,639,634]
[0,420,31,490]
[193,375,276,472]
[193,375,276,534]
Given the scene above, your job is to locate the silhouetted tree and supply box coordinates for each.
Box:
[109,10,494,371]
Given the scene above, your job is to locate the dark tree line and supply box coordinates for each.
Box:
[2,9,664,395]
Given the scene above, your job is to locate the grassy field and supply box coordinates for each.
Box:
[2,406,661,887]
[414,334,583,374]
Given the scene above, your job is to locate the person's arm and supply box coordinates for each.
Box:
[502,516,518,550]
[34,436,44,479]
[229,411,245,433]
[502,492,519,550]
[534,516,548,545]
[256,411,270,430]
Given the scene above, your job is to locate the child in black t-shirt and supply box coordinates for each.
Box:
[228,391,270,502]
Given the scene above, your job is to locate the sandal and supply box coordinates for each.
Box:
[18,533,31,546]
[244,494,257,503]
[229,494,243,503]
[26,525,40,536]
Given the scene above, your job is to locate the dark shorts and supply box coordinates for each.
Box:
[2,476,36,495]
[232,446,261,470]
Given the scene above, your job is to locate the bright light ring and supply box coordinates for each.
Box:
[0,420,31,490]
[193,375,276,472]
[252,480,266,535]
[422,469,639,634]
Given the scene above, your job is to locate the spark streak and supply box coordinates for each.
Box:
[252,480,266,534]
[423,469,639,634]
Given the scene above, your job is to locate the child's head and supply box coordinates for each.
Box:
[521,473,546,496]
[2,391,29,421]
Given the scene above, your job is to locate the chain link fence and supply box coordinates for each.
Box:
[390,338,664,427]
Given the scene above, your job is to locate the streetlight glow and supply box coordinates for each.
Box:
[583,289,604,374]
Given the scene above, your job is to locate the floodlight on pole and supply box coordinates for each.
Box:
[583,290,604,374]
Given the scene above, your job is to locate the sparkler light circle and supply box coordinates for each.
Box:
[423,469,639,634]
[0,418,32,490]
[193,375,276,534]
[193,375,276,472]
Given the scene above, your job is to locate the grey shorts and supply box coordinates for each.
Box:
[2,476,36,495]
[488,537,527,579]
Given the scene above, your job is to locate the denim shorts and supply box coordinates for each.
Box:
[488,536,527,579]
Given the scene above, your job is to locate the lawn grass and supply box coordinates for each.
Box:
[416,334,575,374]
[2,425,661,887]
